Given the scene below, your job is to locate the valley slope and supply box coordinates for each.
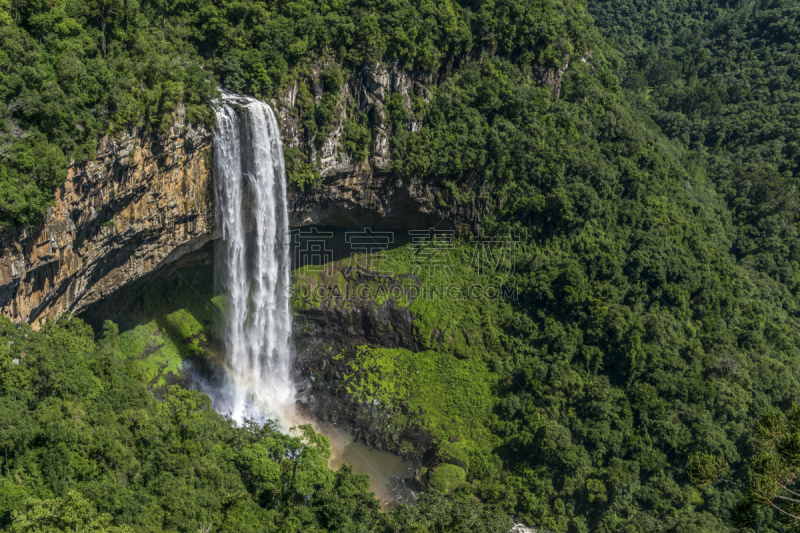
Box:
[1,1,800,532]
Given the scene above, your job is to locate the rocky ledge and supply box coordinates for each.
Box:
[0,62,459,326]
[0,109,214,325]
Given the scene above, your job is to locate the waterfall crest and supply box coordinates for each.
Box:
[212,91,294,424]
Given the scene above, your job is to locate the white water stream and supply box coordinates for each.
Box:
[211,91,295,426]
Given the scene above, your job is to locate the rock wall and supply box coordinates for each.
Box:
[0,57,559,324]
[0,63,450,325]
[0,110,215,325]
[282,63,458,230]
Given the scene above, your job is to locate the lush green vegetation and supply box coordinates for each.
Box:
[0,315,511,532]
[3,0,800,531]
[0,0,596,227]
[590,0,800,291]
[689,403,800,526]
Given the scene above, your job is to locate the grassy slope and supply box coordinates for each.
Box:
[109,267,223,389]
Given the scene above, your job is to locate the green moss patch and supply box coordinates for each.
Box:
[113,266,224,388]
[429,464,467,493]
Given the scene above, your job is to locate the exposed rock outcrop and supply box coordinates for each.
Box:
[0,63,454,326]
[290,172,442,228]
[0,55,561,324]
[282,63,487,230]
[281,63,449,229]
[0,111,215,325]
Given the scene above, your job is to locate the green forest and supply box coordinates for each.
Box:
[2,0,800,532]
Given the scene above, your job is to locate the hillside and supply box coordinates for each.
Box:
[1,1,800,532]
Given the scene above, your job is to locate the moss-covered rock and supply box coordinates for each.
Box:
[429,464,466,493]
[438,441,470,471]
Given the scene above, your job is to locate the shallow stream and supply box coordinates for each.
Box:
[315,421,418,509]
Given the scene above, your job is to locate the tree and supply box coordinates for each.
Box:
[689,404,800,524]
[11,491,134,533]
[90,0,120,60]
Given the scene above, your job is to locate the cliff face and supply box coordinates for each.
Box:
[0,64,449,325]
[0,58,560,324]
[282,63,456,230]
[0,111,215,324]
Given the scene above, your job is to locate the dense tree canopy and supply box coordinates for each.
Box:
[0,317,510,532]
[1,0,800,531]
[0,0,597,227]
[591,0,800,291]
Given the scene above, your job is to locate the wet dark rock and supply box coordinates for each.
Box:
[293,286,435,462]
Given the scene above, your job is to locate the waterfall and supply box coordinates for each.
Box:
[211,91,294,425]
[208,93,416,506]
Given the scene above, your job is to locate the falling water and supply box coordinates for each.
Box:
[211,91,294,425]
[208,91,416,505]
